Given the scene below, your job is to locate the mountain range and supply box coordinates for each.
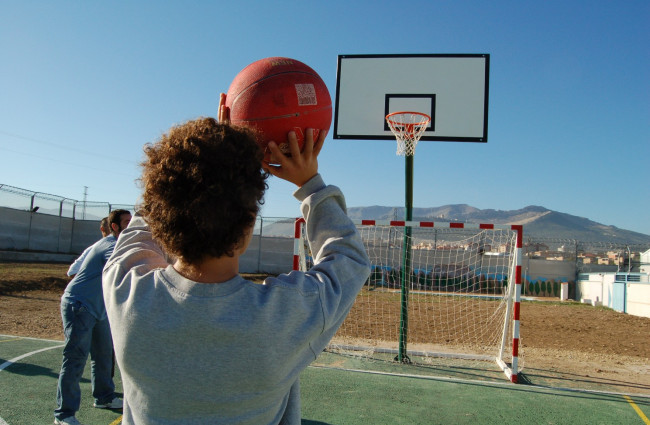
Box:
[346,205,650,245]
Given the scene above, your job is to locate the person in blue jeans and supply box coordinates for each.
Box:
[54,209,131,425]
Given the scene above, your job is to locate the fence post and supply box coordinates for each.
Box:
[57,199,63,253]
[69,203,77,253]
[574,240,580,282]
[27,194,36,250]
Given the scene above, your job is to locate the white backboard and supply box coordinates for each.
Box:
[334,54,489,142]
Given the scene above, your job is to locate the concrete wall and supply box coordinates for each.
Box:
[0,207,102,254]
[577,272,650,319]
[576,273,615,307]
[0,207,31,250]
[641,249,650,273]
[0,207,295,275]
[627,283,650,318]
[525,257,576,283]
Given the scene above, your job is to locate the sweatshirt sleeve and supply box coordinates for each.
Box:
[293,174,371,340]
[103,214,169,287]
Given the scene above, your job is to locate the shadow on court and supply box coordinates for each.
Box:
[522,365,650,395]
[1,360,60,379]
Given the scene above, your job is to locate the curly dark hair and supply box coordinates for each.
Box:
[140,117,268,263]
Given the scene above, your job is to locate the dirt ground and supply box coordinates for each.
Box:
[1,262,649,395]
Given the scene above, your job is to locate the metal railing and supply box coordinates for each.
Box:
[0,184,134,220]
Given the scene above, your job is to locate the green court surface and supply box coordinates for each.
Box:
[1,335,649,425]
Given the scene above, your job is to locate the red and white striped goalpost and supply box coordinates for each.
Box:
[294,218,523,383]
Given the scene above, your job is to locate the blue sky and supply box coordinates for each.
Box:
[1,1,648,235]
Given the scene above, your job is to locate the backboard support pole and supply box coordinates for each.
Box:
[397,154,414,363]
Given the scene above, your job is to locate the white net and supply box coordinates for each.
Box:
[385,112,431,156]
[296,221,523,379]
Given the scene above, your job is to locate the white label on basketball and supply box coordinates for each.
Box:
[295,84,317,105]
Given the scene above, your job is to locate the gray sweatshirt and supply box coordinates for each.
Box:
[102,174,370,425]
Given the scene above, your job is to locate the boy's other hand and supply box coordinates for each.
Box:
[263,128,325,187]
[218,93,230,124]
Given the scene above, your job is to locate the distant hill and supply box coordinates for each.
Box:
[346,205,650,245]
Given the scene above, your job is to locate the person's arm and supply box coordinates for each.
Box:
[67,244,93,276]
[267,128,370,343]
[103,213,168,285]
[294,174,370,332]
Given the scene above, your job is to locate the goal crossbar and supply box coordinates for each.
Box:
[294,218,523,383]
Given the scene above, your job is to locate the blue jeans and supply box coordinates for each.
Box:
[55,299,116,420]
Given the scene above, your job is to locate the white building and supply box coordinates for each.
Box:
[641,249,650,274]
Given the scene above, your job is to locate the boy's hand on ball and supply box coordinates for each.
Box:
[263,128,325,187]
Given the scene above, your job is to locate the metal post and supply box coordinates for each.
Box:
[27,194,36,250]
[627,246,631,273]
[57,200,64,253]
[82,186,88,220]
[69,203,77,253]
[397,154,413,363]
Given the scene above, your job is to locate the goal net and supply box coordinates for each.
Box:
[294,218,523,383]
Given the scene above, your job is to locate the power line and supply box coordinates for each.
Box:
[0,130,137,165]
[0,145,137,178]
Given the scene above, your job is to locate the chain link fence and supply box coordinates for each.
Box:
[0,184,134,220]
[0,184,135,255]
[1,183,649,279]
[0,184,298,273]
[523,236,649,273]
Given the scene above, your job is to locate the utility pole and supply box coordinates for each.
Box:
[82,186,88,220]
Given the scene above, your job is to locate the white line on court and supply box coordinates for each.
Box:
[0,344,64,372]
[0,333,63,343]
[0,337,23,343]
[0,343,64,425]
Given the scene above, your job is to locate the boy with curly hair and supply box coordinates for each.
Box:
[103,115,370,424]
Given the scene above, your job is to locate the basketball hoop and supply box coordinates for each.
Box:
[385,111,431,156]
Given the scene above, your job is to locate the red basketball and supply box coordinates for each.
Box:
[225,57,332,155]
